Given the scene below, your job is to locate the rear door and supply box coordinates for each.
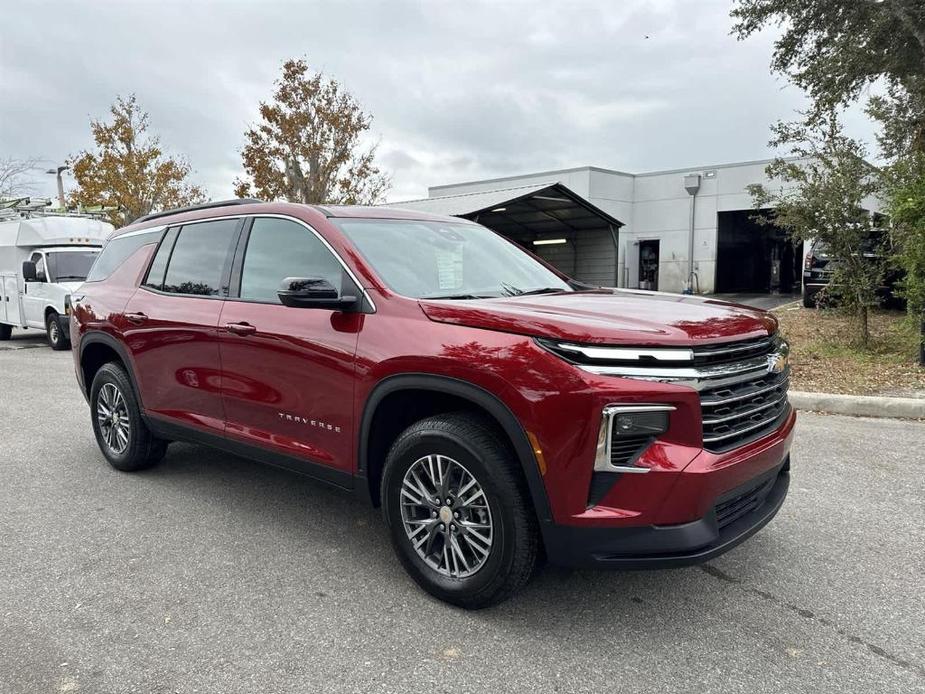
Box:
[218,216,362,475]
[122,218,242,435]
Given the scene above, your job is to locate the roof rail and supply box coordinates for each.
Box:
[133,198,263,225]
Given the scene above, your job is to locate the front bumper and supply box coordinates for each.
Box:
[543,455,790,569]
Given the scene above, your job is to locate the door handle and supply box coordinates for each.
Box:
[224,321,257,336]
[125,312,148,325]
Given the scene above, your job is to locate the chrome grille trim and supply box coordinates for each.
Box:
[702,390,789,426]
[576,356,772,390]
[703,409,789,445]
[700,372,790,407]
[540,334,790,452]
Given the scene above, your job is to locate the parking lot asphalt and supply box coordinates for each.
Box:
[1,329,923,694]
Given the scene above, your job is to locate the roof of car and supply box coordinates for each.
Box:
[113,200,473,239]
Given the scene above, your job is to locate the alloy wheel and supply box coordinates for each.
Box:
[400,454,494,578]
[97,383,130,455]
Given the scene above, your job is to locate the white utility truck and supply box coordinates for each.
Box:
[0,199,113,349]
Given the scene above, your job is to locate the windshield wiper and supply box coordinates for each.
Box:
[421,292,492,300]
[516,287,567,296]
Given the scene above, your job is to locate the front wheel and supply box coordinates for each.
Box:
[0,324,11,341]
[381,412,539,609]
[45,312,69,350]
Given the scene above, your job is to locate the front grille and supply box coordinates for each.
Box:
[715,475,777,530]
[700,371,790,451]
[538,332,791,454]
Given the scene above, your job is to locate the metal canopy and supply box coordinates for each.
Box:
[391,182,623,241]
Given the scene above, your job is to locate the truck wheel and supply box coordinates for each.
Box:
[45,312,69,350]
[0,325,11,341]
[802,289,817,308]
[381,412,539,609]
[90,362,167,472]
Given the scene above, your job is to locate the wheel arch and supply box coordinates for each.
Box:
[79,331,144,407]
[358,373,552,524]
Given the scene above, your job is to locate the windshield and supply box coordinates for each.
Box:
[335,219,572,299]
[45,250,100,282]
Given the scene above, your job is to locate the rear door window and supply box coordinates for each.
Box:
[142,227,180,291]
[161,220,240,296]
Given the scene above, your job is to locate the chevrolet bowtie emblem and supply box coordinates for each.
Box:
[767,351,789,374]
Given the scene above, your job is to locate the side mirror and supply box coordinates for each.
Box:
[22,260,37,282]
[277,277,358,311]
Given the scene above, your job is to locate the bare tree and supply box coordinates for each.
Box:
[0,157,41,198]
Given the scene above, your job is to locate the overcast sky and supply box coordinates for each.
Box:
[1,0,878,204]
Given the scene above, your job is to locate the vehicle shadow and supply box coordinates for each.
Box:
[0,329,49,350]
[137,441,777,630]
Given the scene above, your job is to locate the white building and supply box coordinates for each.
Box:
[392,159,815,295]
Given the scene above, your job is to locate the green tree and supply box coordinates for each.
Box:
[749,111,884,346]
[733,0,925,342]
[234,58,390,205]
[731,0,925,153]
[68,95,207,227]
[886,155,925,318]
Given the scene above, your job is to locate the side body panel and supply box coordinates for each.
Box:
[217,300,361,472]
[121,289,226,434]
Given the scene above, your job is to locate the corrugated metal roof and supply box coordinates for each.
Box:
[387,182,558,217]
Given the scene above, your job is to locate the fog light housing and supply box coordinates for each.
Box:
[594,405,674,473]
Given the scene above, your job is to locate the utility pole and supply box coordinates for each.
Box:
[45,165,68,208]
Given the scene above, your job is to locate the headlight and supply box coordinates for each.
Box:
[594,404,674,473]
[64,294,72,315]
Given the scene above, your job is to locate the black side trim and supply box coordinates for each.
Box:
[144,415,354,491]
[78,331,144,406]
[359,374,552,523]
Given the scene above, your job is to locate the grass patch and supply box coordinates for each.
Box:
[774,306,925,396]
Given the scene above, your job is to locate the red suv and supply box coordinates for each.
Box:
[71,200,794,608]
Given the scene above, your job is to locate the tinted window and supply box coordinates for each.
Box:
[162,220,239,296]
[46,251,100,282]
[85,229,162,283]
[142,227,180,290]
[239,217,343,302]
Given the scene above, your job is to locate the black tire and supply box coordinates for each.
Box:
[802,289,818,308]
[381,412,539,609]
[90,362,167,471]
[45,312,69,350]
[0,324,11,341]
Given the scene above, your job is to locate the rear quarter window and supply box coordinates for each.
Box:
[85,229,164,282]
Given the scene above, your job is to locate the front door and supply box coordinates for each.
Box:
[121,218,241,435]
[21,252,49,328]
[218,216,361,473]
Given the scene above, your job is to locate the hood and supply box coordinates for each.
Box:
[418,289,778,346]
[58,281,86,292]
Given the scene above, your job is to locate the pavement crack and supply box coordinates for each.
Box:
[699,564,924,679]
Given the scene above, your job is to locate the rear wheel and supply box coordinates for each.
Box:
[45,312,69,350]
[381,412,539,609]
[0,324,11,341]
[90,362,167,471]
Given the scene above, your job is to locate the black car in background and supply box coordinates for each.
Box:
[802,237,904,308]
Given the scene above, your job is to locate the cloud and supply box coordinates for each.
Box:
[0,0,879,205]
